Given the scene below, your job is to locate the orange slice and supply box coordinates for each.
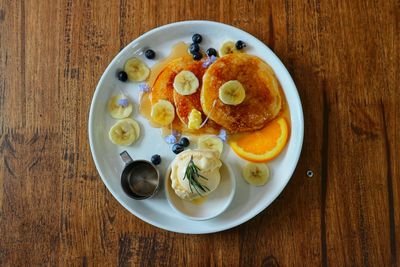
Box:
[228,117,289,162]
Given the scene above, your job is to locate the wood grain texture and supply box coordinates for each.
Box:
[0,0,398,266]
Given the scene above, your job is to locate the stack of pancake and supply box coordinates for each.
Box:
[150,53,282,133]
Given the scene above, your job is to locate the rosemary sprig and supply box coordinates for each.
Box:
[183,156,210,196]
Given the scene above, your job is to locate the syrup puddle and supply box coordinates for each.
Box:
[190,196,208,205]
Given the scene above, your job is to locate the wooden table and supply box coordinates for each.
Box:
[0,0,398,266]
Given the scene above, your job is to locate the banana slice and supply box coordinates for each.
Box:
[124,58,150,82]
[107,94,133,119]
[242,163,270,186]
[219,80,246,105]
[151,99,175,126]
[188,109,202,129]
[197,136,223,155]
[219,41,238,56]
[109,118,140,146]
[173,70,199,95]
[122,118,140,140]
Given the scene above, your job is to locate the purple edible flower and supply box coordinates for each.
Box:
[202,55,217,68]
[117,98,129,107]
[218,129,227,142]
[172,130,182,139]
[164,134,177,144]
[138,83,150,92]
[164,130,182,144]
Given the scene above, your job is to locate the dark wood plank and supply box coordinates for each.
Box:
[317,0,399,265]
[0,0,398,266]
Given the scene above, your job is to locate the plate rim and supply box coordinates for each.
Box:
[88,20,304,234]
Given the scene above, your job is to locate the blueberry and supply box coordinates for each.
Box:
[206,48,217,57]
[151,154,161,165]
[235,40,246,50]
[193,52,202,61]
[145,49,156,59]
[192,33,202,44]
[189,43,200,54]
[172,144,184,154]
[179,137,190,147]
[117,71,128,82]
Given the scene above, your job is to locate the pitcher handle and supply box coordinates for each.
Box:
[120,151,133,165]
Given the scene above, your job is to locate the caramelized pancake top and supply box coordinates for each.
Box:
[201,53,282,133]
[151,55,219,133]
[150,56,193,105]
[172,59,206,125]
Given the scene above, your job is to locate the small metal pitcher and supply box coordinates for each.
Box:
[120,151,160,200]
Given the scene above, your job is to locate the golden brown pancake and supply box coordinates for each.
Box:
[151,55,219,132]
[150,56,192,105]
[150,56,193,129]
[172,59,206,125]
[201,53,282,133]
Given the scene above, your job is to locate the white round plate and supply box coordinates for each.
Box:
[89,20,304,234]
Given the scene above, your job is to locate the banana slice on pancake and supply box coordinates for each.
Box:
[173,70,199,95]
[219,80,246,105]
[151,99,175,126]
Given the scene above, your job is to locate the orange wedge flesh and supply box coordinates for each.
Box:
[228,117,289,162]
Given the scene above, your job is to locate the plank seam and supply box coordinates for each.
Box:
[380,99,397,267]
[321,85,329,267]
[20,0,26,128]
